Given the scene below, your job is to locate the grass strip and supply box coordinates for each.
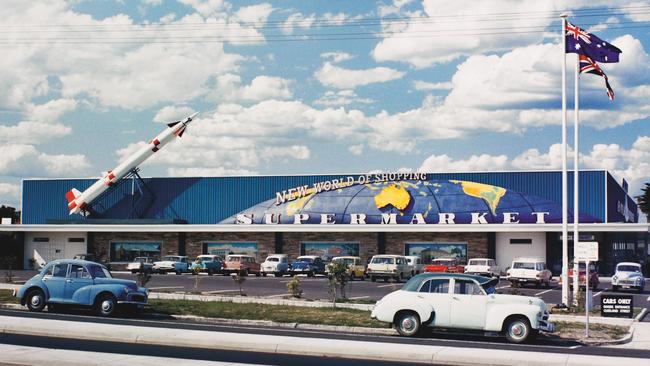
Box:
[552,321,628,340]
[148,298,387,328]
[0,289,19,304]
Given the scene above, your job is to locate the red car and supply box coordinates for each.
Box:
[560,262,599,290]
[423,258,465,273]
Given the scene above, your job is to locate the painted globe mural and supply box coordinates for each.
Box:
[220,179,600,224]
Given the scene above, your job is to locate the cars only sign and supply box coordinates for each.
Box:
[601,295,634,318]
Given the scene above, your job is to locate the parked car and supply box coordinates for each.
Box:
[560,262,599,291]
[423,258,465,274]
[261,254,290,277]
[506,258,552,288]
[222,254,261,276]
[327,256,366,280]
[464,258,500,278]
[73,253,111,270]
[405,256,424,276]
[153,255,191,275]
[288,255,326,277]
[190,255,223,276]
[14,259,148,317]
[366,255,410,282]
[612,262,646,293]
[371,273,555,343]
[126,257,155,274]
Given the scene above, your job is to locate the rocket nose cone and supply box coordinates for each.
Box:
[187,112,199,121]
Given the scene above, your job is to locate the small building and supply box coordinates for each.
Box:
[1,170,648,275]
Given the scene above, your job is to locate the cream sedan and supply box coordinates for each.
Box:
[371,273,555,343]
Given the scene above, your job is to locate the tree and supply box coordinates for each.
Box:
[0,205,20,224]
[637,183,650,221]
[326,260,350,307]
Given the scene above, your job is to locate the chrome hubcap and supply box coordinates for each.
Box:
[510,322,526,339]
[401,316,416,333]
[30,295,42,307]
[101,299,114,313]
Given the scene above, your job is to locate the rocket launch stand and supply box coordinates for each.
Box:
[82,168,156,219]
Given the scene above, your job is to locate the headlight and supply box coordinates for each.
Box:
[124,287,131,293]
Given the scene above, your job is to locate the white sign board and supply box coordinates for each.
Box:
[575,241,599,262]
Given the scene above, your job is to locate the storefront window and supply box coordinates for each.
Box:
[110,242,161,262]
[205,242,258,259]
[300,242,359,261]
[405,242,468,264]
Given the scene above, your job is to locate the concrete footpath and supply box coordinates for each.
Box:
[613,322,650,350]
[0,315,648,366]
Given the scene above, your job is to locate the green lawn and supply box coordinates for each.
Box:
[148,299,387,328]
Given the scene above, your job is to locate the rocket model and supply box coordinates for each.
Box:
[66,112,199,215]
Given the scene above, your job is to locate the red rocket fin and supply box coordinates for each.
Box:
[167,121,180,128]
[177,126,186,137]
[66,188,82,214]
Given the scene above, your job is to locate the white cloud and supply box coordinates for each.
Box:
[0,122,72,144]
[233,3,273,23]
[0,182,21,207]
[315,62,405,89]
[142,0,162,6]
[282,12,316,34]
[313,90,374,106]
[413,81,453,91]
[153,105,196,123]
[418,153,509,172]
[261,145,311,160]
[178,0,227,17]
[212,74,293,102]
[320,52,354,63]
[0,144,90,177]
[25,99,77,122]
[348,144,364,155]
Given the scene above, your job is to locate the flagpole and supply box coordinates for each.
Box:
[573,54,581,308]
[560,14,570,308]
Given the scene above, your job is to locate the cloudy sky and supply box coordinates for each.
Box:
[1,0,650,208]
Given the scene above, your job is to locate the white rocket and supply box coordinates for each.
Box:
[66,112,198,215]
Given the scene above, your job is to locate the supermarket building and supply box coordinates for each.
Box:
[1,170,648,275]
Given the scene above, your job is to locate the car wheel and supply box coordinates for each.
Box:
[95,294,117,317]
[255,271,261,277]
[504,317,532,344]
[26,289,46,312]
[395,312,421,337]
[208,269,214,276]
[545,280,551,288]
[612,285,619,292]
[131,270,137,274]
[176,270,182,275]
[274,272,282,278]
[307,271,314,277]
[383,277,388,283]
[371,276,376,282]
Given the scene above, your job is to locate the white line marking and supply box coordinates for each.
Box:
[647,295,649,302]
[592,289,606,298]
[534,288,554,296]
[148,286,184,290]
[348,296,369,300]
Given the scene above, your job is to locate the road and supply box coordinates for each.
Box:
[1,307,650,360]
[6,270,650,321]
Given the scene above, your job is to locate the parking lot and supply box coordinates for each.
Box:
[5,269,649,320]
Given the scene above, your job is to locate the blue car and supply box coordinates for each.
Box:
[288,255,326,277]
[15,259,148,317]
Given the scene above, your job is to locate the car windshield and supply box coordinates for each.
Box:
[513,262,536,269]
[227,256,241,262]
[617,265,641,272]
[469,260,487,266]
[297,257,314,263]
[371,257,394,264]
[88,265,112,278]
[266,257,279,262]
[164,256,180,261]
[334,258,354,265]
[432,260,453,266]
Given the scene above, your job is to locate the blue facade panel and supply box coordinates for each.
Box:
[22,170,619,224]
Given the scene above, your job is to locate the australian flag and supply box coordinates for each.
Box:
[579,55,615,101]
[565,21,622,63]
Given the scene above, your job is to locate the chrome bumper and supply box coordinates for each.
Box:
[538,320,555,333]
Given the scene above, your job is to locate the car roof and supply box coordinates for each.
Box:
[372,254,403,258]
[513,257,544,262]
[298,255,319,258]
[267,254,288,257]
[617,262,641,267]
[410,273,494,285]
[50,259,100,266]
[468,258,492,261]
[332,256,359,259]
[227,254,253,257]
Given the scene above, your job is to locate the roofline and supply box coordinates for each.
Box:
[1,223,647,233]
[20,169,609,181]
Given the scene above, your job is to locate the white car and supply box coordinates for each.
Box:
[612,262,646,293]
[153,255,190,275]
[126,257,155,274]
[366,255,410,282]
[465,258,500,278]
[506,258,552,288]
[371,273,555,343]
[405,256,424,276]
[261,254,290,277]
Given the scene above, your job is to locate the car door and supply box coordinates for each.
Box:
[416,278,452,327]
[449,278,488,329]
[65,264,92,304]
[43,263,68,302]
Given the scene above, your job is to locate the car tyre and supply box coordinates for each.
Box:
[370,276,376,282]
[383,277,388,283]
[26,289,46,312]
[131,270,138,274]
[307,271,314,278]
[95,293,117,317]
[208,268,214,276]
[504,317,532,344]
[176,270,182,275]
[262,272,267,277]
[274,272,282,278]
[255,271,261,277]
[395,312,421,337]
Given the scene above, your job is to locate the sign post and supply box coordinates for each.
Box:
[574,241,599,338]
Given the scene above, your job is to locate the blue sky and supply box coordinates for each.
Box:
[1,0,650,209]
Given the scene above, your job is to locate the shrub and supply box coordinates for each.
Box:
[287,275,303,298]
